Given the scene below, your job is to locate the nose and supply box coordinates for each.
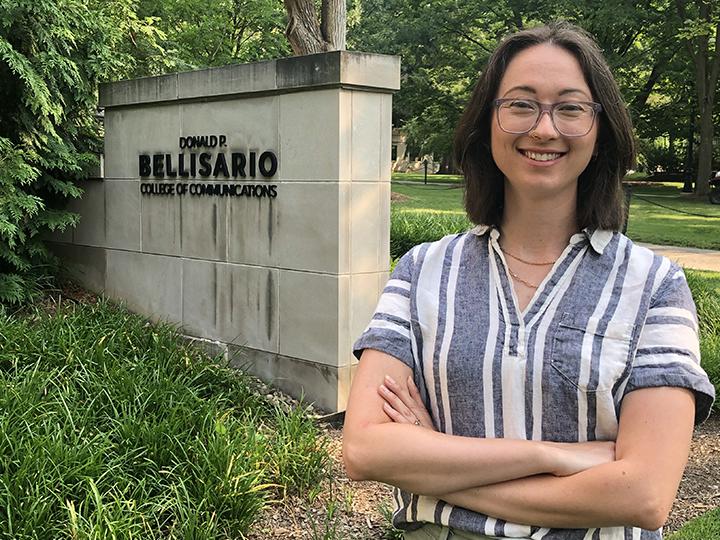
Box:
[530,110,558,139]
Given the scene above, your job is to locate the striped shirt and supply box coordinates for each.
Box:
[353,226,715,540]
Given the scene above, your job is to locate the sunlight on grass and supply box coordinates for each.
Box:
[667,508,720,539]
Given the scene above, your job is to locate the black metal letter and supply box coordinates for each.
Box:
[165,154,177,178]
[199,153,211,177]
[232,153,246,178]
[213,153,229,178]
[259,151,278,178]
[153,154,164,177]
[139,155,151,177]
[178,154,189,177]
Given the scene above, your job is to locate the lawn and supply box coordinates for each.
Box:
[626,183,720,249]
[667,508,720,540]
[391,176,720,250]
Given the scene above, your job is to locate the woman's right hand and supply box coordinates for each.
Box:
[545,441,616,476]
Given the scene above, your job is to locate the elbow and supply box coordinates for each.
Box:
[342,434,373,482]
[630,488,674,531]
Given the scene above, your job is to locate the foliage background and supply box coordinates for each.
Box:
[1,0,717,302]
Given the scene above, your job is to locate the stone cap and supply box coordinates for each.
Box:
[99,51,401,108]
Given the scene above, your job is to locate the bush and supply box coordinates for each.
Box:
[686,270,720,412]
[390,209,471,259]
[0,1,166,304]
[0,299,329,538]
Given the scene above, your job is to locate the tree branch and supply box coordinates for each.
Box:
[283,0,327,55]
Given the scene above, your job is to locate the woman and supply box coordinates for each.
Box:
[343,21,715,540]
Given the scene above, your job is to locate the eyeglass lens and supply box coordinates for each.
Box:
[497,100,596,136]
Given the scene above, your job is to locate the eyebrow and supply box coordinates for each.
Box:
[502,86,592,99]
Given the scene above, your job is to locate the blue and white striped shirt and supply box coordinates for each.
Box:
[353,226,715,540]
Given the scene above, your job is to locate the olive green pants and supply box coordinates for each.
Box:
[403,523,496,539]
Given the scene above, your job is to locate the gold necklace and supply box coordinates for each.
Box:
[500,246,556,266]
[506,267,539,289]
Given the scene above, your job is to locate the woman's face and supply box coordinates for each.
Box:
[491,43,598,201]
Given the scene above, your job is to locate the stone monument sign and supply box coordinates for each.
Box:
[49,51,400,412]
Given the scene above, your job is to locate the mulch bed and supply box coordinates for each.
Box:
[249,415,720,538]
[667,414,720,533]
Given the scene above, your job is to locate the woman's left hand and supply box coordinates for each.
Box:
[378,375,436,430]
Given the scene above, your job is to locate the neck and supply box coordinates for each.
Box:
[499,184,579,260]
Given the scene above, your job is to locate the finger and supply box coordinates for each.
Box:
[382,402,409,424]
[407,376,422,402]
[384,375,416,409]
[406,377,434,424]
[378,384,414,419]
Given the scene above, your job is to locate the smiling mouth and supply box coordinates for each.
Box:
[519,150,566,162]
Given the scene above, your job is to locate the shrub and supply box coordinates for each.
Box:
[390,209,471,259]
[0,1,166,304]
[0,299,329,538]
[686,270,720,412]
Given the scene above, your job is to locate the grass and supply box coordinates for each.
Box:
[0,298,329,539]
[667,508,720,540]
[626,183,720,250]
[685,270,720,412]
[390,179,720,250]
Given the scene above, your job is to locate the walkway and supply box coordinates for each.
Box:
[640,243,720,273]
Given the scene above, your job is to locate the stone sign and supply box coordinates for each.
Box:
[49,51,400,412]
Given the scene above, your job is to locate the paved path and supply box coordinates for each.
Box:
[640,243,720,272]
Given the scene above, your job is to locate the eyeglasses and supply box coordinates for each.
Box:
[492,98,602,137]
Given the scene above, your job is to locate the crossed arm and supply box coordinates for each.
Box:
[342,349,696,531]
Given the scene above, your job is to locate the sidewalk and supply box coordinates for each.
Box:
[640,243,720,272]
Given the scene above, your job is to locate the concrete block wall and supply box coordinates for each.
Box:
[49,51,399,412]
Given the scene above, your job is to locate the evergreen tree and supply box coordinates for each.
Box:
[0,0,165,303]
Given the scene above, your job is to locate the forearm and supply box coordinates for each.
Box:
[344,423,563,496]
[441,458,666,530]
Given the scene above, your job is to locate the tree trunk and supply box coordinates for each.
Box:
[284,0,346,56]
[683,122,695,192]
[677,0,719,197]
[321,0,346,50]
[695,99,714,195]
[692,9,718,197]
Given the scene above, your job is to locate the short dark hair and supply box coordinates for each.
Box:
[453,21,635,230]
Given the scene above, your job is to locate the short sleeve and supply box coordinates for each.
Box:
[352,249,415,369]
[624,264,716,424]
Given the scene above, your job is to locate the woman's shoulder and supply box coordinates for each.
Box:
[401,227,486,267]
[602,231,688,297]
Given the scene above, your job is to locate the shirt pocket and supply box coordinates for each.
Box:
[550,312,633,393]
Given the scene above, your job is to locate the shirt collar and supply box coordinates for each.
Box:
[470,224,613,255]
[580,228,613,254]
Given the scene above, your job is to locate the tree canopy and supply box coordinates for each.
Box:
[0,0,717,302]
[347,0,719,186]
[0,0,170,303]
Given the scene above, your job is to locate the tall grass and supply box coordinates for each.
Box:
[390,209,471,259]
[0,299,329,539]
[686,271,720,411]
